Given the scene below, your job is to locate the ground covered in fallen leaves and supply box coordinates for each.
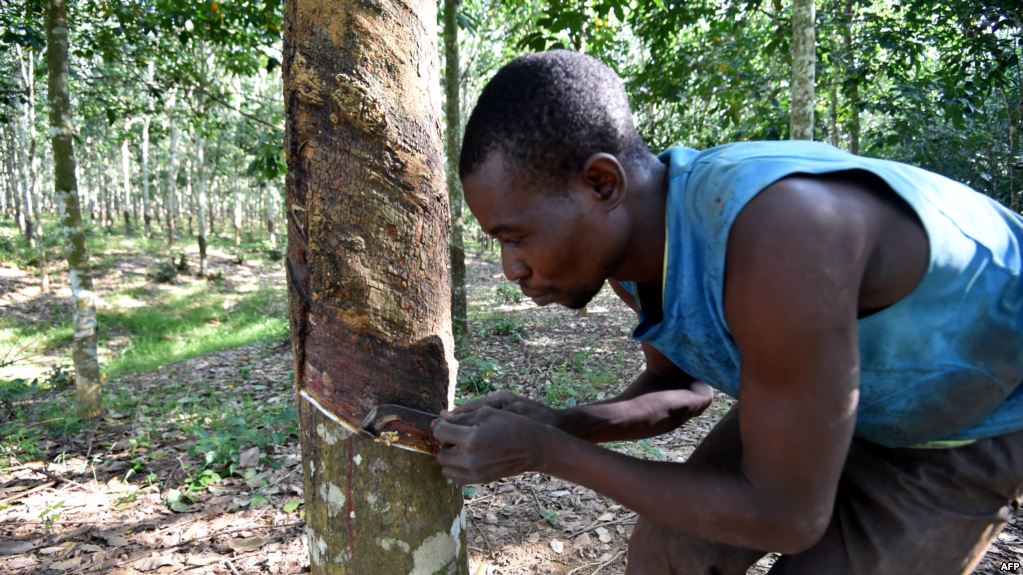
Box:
[1,242,1021,574]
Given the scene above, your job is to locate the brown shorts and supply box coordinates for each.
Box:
[625,407,1023,575]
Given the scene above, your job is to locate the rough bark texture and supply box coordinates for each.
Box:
[790,0,816,140]
[45,0,102,419]
[284,0,468,572]
[444,0,468,346]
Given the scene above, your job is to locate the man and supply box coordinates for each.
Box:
[432,50,1023,573]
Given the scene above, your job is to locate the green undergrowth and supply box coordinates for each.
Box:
[0,348,298,514]
[0,216,284,272]
[0,284,287,381]
[100,285,288,378]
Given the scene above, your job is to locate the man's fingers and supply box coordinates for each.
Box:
[432,419,476,446]
[450,389,518,415]
[443,405,497,427]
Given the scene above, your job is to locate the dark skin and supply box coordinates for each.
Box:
[433,149,929,553]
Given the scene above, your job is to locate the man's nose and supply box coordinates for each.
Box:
[501,247,529,281]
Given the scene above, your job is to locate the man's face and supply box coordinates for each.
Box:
[462,152,625,310]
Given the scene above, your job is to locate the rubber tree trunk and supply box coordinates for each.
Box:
[283,0,469,572]
[165,92,179,251]
[790,0,816,140]
[16,46,35,248]
[45,0,101,419]
[140,116,153,237]
[7,130,25,235]
[842,0,860,153]
[19,45,49,292]
[263,181,276,249]
[121,133,133,233]
[233,181,243,247]
[444,0,468,346]
[195,135,208,276]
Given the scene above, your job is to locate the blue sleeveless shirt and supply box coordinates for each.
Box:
[619,141,1023,448]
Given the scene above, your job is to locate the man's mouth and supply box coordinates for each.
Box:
[520,285,555,305]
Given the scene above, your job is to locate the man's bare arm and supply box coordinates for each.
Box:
[437,176,871,552]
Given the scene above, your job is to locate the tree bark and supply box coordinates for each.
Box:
[16,46,35,247]
[234,179,243,248]
[790,0,816,140]
[7,129,25,235]
[284,0,468,572]
[842,0,860,153]
[166,92,180,250]
[121,132,133,233]
[141,115,153,237]
[264,181,277,249]
[444,0,468,346]
[195,135,209,276]
[45,0,102,419]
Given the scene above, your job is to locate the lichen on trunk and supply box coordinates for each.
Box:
[44,0,101,419]
[284,0,467,572]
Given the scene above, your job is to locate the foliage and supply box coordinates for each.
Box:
[458,354,504,396]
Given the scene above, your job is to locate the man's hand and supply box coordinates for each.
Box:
[451,389,561,427]
[432,406,554,485]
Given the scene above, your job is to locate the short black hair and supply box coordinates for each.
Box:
[459,50,648,186]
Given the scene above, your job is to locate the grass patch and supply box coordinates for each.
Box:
[471,309,526,342]
[100,285,287,378]
[0,285,287,381]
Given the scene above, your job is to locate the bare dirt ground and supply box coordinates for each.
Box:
[1,244,1022,574]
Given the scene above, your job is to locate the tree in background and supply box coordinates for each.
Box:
[44,0,101,418]
[790,0,816,139]
[283,0,468,571]
[445,0,468,345]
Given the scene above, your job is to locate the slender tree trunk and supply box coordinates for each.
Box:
[121,133,133,233]
[842,0,860,153]
[166,93,179,250]
[828,82,839,146]
[444,0,468,345]
[263,181,277,249]
[790,0,816,140]
[284,0,468,572]
[234,178,243,247]
[1,136,13,218]
[185,155,194,238]
[196,135,209,276]
[7,130,25,234]
[208,175,217,235]
[141,115,152,237]
[101,164,111,230]
[45,0,101,418]
[16,47,35,247]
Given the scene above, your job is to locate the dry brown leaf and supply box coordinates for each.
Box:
[134,554,179,572]
[49,556,84,571]
[0,540,35,555]
[226,536,268,553]
[94,530,130,547]
[186,554,225,566]
[238,447,261,468]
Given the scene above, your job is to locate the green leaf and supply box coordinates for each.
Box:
[283,498,302,513]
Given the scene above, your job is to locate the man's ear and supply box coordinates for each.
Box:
[581,153,626,211]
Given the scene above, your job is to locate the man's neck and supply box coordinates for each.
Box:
[610,153,668,285]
